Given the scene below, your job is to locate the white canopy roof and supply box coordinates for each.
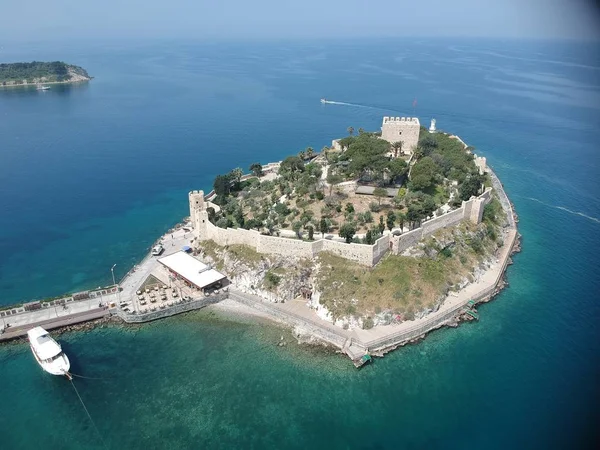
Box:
[158,251,225,289]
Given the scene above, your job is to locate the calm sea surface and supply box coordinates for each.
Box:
[0,39,599,449]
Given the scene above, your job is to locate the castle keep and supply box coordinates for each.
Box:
[381,117,420,155]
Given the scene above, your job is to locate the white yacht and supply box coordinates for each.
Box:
[320,98,327,104]
[27,327,72,379]
[36,84,50,91]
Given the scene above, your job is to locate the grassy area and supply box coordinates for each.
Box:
[315,219,500,321]
[197,240,265,271]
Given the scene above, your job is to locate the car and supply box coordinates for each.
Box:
[151,245,164,256]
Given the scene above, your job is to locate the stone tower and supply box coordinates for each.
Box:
[189,190,209,239]
[381,117,420,155]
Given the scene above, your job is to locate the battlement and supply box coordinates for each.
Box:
[381,116,421,153]
[382,116,420,125]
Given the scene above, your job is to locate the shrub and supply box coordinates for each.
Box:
[264,271,281,288]
[369,202,381,212]
[362,316,374,329]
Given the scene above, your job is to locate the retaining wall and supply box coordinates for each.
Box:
[117,293,227,323]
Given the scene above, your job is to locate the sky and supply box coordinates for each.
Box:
[1,0,599,41]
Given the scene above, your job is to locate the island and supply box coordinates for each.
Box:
[0,116,519,367]
[0,61,91,87]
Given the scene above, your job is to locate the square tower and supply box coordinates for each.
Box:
[381,117,420,155]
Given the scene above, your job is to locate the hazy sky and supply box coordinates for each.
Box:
[1,0,599,41]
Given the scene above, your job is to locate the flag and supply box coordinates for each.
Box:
[412,98,417,108]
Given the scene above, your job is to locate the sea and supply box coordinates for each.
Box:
[0,38,599,449]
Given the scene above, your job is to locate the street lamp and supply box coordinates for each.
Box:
[111,264,121,304]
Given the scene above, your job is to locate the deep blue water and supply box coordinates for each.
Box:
[0,39,599,449]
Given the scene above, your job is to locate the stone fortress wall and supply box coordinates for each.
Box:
[380,117,420,154]
[189,184,491,267]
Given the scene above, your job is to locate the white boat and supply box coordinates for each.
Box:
[27,327,72,379]
[320,98,327,104]
[36,84,50,91]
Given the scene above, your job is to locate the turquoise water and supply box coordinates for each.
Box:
[1,39,599,448]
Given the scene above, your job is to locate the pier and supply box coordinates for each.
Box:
[0,226,225,342]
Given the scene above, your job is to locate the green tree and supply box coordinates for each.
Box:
[391,141,403,158]
[378,216,385,234]
[388,158,408,181]
[230,167,243,185]
[358,127,365,135]
[319,217,329,237]
[373,187,388,206]
[347,126,354,136]
[410,156,439,190]
[364,229,374,245]
[292,221,302,238]
[306,225,314,240]
[386,210,396,231]
[326,171,343,196]
[298,150,306,160]
[397,211,405,231]
[249,163,263,177]
[306,147,314,159]
[459,173,484,201]
[279,156,305,179]
[345,203,355,214]
[339,223,356,243]
[213,174,232,197]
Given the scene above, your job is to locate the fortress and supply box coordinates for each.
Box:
[188,183,491,267]
[380,117,420,155]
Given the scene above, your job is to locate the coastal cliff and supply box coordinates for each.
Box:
[0,61,91,86]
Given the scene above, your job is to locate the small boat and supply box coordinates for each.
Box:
[320,98,327,104]
[27,327,71,379]
[36,84,50,91]
[353,354,372,368]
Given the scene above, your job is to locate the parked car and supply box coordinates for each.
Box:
[151,245,164,256]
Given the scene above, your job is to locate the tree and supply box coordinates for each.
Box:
[298,150,306,160]
[306,147,314,159]
[397,212,405,231]
[326,171,343,196]
[306,225,314,240]
[339,223,356,243]
[230,167,243,185]
[391,141,403,158]
[364,229,374,245]
[249,163,263,177]
[418,134,438,156]
[347,126,354,136]
[345,203,355,214]
[378,216,385,234]
[319,217,329,237]
[410,156,439,190]
[388,158,408,182]
[373,187,388,206]
[292,221,302,238]
[213,174,232,197]
[279,156,305,179]
[459,173,484,201]
[386,210,396,231]
[358,127,365,135]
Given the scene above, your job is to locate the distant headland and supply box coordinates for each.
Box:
[0,61,92,87]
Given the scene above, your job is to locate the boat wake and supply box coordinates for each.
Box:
[524,197,600,225]
[321,99,377,109]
